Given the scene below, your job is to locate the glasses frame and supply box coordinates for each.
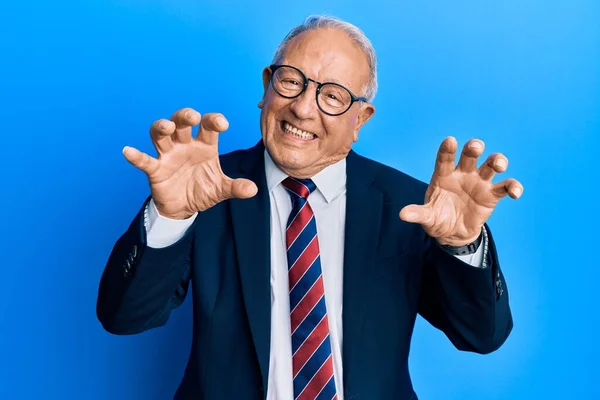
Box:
[269,64,368,116]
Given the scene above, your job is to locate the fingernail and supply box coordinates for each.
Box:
[513,187,522,197]
[215,116,226,126]
[159,120,169,129]
[469,141,483,150]
[184,110,194,119]
[495,158,507,168]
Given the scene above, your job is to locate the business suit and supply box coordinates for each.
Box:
[97,140,512,399]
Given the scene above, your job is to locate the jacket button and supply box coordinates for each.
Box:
[495,275,503,299]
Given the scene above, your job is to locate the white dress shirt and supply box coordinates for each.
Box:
[143,149,485,400]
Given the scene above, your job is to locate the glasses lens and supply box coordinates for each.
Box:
[318,83,352,115]
[272,66,305,98]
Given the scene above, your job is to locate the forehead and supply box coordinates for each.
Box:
[279,28,370,95]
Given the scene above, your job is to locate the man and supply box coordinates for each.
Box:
[97,15,523,400]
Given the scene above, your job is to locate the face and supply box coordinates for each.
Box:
[258,27,375,178]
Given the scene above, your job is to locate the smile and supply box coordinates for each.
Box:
[282,121,318,141]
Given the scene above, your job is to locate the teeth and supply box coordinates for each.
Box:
[283,122,316,140]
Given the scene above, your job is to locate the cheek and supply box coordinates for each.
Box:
[262,100,288,129]
[323,119,357,144]
[263,91,288,113]
[346,112,359,127]
[260,103,277,132]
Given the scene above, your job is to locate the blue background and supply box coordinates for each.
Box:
[1,0,598,398]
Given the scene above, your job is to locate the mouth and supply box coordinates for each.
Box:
[281,121,318,141]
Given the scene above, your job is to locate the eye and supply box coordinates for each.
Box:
[282,78,300,86]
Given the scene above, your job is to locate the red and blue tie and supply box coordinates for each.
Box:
[282,177,338,400]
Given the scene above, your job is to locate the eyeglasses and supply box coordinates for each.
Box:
[269,64,368,116]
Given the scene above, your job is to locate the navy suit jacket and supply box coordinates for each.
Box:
[97,140,512,400]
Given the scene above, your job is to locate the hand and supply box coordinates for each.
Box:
[399,137,523,246]
[122,107,258,219]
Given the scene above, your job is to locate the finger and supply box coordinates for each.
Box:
[170,107,201,144]
[457,139,485,172]
[150,119,176,154]
[197,113,229,146]
[479,153,508,181]
[491,178,523,199]
[222,177,258,200]
[399,204,435,229]
[432,136,458,178]
[122,146,160,175]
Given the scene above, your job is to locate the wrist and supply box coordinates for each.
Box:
[159,211,196,220]
[153,203,195,220]
[436,229,482,247]
[437,229,483,255]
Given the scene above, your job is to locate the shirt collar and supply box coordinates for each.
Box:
[264,148,346,203]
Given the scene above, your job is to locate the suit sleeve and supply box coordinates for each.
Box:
[417,224,513,354]
[96,197,197,335]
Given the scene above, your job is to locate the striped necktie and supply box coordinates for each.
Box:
[282,177,338,400]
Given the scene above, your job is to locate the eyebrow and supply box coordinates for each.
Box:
[322,76,363,97]
[282,62,354,89]
[322,76,352,87]
[312,72,351,88]
[307,70,356,92]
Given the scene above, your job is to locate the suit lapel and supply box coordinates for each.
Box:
[342,150,383,390]
[228,144,383,394]
[229,141,272,395]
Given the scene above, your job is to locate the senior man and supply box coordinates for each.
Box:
[97,15,523,400]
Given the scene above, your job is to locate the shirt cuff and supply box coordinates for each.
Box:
[144,198,198,248]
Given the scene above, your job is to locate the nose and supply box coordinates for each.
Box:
[289,81,319,120]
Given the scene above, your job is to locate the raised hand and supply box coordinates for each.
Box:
[122,107,258,219]
[399,137,524,246]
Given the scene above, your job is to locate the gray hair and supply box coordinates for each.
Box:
[271,15,378,102]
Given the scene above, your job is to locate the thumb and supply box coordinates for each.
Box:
[226,178,258,199]
[399,204,435,228]
[123,146,159,175]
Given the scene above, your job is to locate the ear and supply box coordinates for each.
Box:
[352,103,375,141]
[258,66,272,109]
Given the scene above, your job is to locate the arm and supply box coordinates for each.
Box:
[418,225,512,354]
[96,198,197,335]
[97,107,257,335]
[399,137,523,353]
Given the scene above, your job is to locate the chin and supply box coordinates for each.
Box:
[271,146,311,169]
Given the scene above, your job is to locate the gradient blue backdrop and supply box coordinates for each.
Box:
[1,0,598,399]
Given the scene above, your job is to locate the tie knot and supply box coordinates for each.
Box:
[282,177,316,200]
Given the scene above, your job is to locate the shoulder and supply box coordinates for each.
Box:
[348,151,429,204]
[217,142,263,176]
[218,147,251,167]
